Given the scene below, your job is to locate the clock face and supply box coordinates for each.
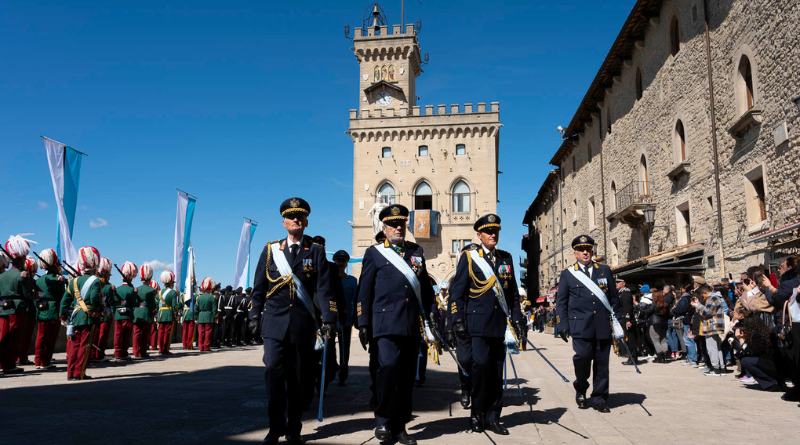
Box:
[376,91,393,107]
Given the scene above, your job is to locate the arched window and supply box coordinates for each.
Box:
[382,147,391,158]
[675,120,686,161]
[414,182,433,210]
[374,66,380,82]
[610,181,617,212]
[388,65,395,81]
[418,145,428,157]
[378,183,396,204]
[639,155,649,195]
[455,144,466,155]
[635,67,643,101]
[738,55,755,110]
[452,181,470,213]
[669,17,681,57]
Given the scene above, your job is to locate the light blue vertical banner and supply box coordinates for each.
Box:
[247,222,257,287]
[63,147,83,237]
[181,196,196,293]
[44,137,83,267]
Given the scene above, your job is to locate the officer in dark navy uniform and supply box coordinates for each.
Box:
[449,214,524,435]
[444,284,473,410]
[365,231,386,409]
[556,235,620,413]
[249,197,336,445]
[357,204,436,445]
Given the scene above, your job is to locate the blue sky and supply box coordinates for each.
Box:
[0,0,634,286]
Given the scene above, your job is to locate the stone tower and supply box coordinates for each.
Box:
[348,16,501,286]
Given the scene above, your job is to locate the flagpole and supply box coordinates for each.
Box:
[175,188,197,200]
[39,136,89,156]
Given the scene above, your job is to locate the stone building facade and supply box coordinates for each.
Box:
[347,22,501,284]
[525,0,800,295]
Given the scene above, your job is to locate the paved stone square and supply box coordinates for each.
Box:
[1,330,797,444]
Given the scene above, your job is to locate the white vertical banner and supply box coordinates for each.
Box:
[173,191,196,293]
[43,138,79,267]
[233,218,257,290]
[185,245,196,305]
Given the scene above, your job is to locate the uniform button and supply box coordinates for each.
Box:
[494,305,497,309]
[406,298,409,302]
[405,285,408,289]
[593,311,596,314]
[382,308,386,312]
[592,302,595,305]
[289,304,293,307]
[591,293,595,296]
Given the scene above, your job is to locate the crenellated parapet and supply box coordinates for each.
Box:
[350,102,499,119]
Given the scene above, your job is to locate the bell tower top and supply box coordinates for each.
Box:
[350,3,423,115]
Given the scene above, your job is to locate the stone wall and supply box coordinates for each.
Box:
[528,0,799,296]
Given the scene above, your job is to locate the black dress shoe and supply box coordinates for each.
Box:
[460,391,471,409]
[621,358,640,366]
[375,425,392,441]
[592,403,611,413]
[469,416,484,433]
[781,391,800,402]
[285,433,305,445]
[576,392,589,409]
[262,432,279,445]
[486,422,509,435]
[396,430,417,445]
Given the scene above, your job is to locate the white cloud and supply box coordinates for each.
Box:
[143,259,174,272]
[79,205,88,211]
[89,218,108,228]
[37,201,49,210]
[332,177,351,188]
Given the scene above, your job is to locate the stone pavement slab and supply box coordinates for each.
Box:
[1,330,798,444]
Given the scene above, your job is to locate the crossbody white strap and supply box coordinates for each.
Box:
[567,267,624,339]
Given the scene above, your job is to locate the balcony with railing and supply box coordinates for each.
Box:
[607,180,652,228]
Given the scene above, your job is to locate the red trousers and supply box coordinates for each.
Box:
[34,320,60,367]
[197,323,212,351]
[66,325,94,379]
[114,319,133,358]
[90,321,111,360]
[158,322,173,353]
[182,321,196,349]
[0,314,23,370]
[17,315,34,363]
[132,321,151,357]
[149,323,158,350]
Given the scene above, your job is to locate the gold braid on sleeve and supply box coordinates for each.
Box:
[465,252,501,299]
[265,245,294,299]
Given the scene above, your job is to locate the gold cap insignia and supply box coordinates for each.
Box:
[391,206,400,216]
[580,236,587,243]
[290,198,299,208]
[488,215,496,223]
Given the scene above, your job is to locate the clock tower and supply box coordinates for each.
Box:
[347,9,501,286]
[352,21,422,115]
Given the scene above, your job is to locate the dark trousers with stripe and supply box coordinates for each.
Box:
[572,337,611,405]
[0,314,23,370]
[262,332,315,436]
[470,336,505,423]
[114,319,133,358]
[456,334,474,391]
[66,325,95,379]
[34,320,60,366]
[375,335,417,433]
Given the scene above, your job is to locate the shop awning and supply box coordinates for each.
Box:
[536,296,546,303]
[611,243,705,281]
[748,221,800,243]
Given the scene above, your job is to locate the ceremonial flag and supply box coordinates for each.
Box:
[233,218,257,290]
[185,244,196,313]
[174,190,196,293]
[43,136,85,268]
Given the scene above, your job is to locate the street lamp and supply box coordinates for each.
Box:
[643,204,656,225]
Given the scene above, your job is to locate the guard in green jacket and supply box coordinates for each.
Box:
[60,246,104,381]
[90,258,115,362]
[133,264,158,358]
[16,256,39,367]
[113,261,139,361]
[156,270,180,354]
[0,234,36,375]
[182,290,197,350]
[34,248,67,370]
[196,277,217,352]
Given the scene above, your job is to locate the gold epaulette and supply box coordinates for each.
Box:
[266,239,281,246]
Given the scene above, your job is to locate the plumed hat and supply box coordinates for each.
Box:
[97,257,112,275]
[5,233,36,259]
[200,277,216,292]
[160,270,176,285]
[140,264,153,281]
[37,248,59,271]
[78,246,100,274]
[121,261,138,280]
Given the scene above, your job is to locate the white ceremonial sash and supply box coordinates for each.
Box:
[80,276,99,302]
[374,245,435,342]
[567,267,624,339]
[270,243,318,319]
[468,250,517,346]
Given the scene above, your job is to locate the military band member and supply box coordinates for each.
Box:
[248,198,336,445]
[240,287,253,345]
[133,265,157,358]
[182,289,197,350]
[196,278,217,352]
[556,235,621,413]
[16,256,38,366]
[61,246,104,381]
[220,285,235,347]
[357,204,436,445]
[34,249,67,370]
[90,257,115,362]
[156,270,180,355]
[114,262,139,360]
[333,250,357,386]
[444,280,474,410]
[449,214,524,435]
[234,287,246,346]
[0,235,35,375]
